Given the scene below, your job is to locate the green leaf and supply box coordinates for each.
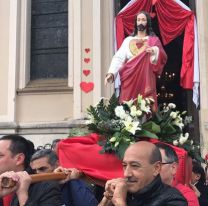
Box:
[142,121,161,133]
[136,129,159,139]
[161,124,177,134]
[117,141,129,159]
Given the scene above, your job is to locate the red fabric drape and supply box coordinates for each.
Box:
[115,0,195,89]
[154,0,194,89]
[58,133,123,182]
[58,134,191,185]
[115,0,152,49]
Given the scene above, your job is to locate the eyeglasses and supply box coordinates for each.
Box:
[161,161,175,165]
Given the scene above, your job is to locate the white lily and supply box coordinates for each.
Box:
[170,112,177,119]
[130,105,142,117]
[173,116,184,129]
[114,142,119,147]
[130,105,137,117]
[123,120,141,135]
[109,136,116,142]
[173,140,179,146]
[124,99,134,108]
[168,103,176,109]
[115,106,127,119]
[140,100,151,113]
[179,133,189,145]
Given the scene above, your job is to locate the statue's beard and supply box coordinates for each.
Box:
[137,24,147,31]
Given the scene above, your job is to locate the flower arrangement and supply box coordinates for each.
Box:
[87,94,202,161]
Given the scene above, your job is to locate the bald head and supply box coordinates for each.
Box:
[122,141,162,193]
[125,141,162,164]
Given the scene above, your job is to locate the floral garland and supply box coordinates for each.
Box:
[87,94,202,161]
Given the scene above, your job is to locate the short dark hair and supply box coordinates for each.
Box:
[192,162,206,184]
[149,145,162,164]
[31,149,58,167]
[0,134,35,169]
[51,139,61,150]
[155,142,179,163]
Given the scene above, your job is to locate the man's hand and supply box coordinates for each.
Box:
[54,167,83,184]
[189,182,201,197]
[15,171,32,206]
[105,178,127,206]
[0,171,19,197]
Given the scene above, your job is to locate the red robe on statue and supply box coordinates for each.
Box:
[119,36,167,110]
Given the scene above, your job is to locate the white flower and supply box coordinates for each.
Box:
[130,105,142,117]
[173,116,184,129]
[140,100,151,113]
[109,137,116,142]
[173,140,179,146]
[86,114,95,124]
[115,106,127,119]
[163,106,169,112]
[190,140,193,145]
[123,120,141,135]
[124,99,134,108]
[170,112,177,119]
[115,142,119,147]
[145,97,154,105]
[179,133,189,145]
[168,103,176,109]
[130,105,137,117]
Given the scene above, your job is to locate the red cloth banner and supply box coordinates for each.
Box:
[58,134,191,185]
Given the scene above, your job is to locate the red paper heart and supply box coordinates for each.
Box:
[84,58,90,63]
[80,82,94,93]
[84,48,90,53]
[83,69,91,76]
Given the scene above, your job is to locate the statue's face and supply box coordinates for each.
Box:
[136,13,147,32]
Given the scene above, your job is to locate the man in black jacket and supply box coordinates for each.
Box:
[0,134,61,206]
[99,141,187,206]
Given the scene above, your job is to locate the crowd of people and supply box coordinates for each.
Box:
[0,134,208,206]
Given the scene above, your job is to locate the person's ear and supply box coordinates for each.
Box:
[171,162,178,175]
[195,173,201,181]
[14,153,25,166]
[153,161,161,176]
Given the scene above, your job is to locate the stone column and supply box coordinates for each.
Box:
[195,0,208,155]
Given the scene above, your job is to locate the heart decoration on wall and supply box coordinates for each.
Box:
[84,58,90,63]
[83,69,91,76]
[84,48,90,53]
[80,82,94,93]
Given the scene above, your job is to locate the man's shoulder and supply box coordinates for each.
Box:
[160,184,188,206]
[29,180,60,194]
